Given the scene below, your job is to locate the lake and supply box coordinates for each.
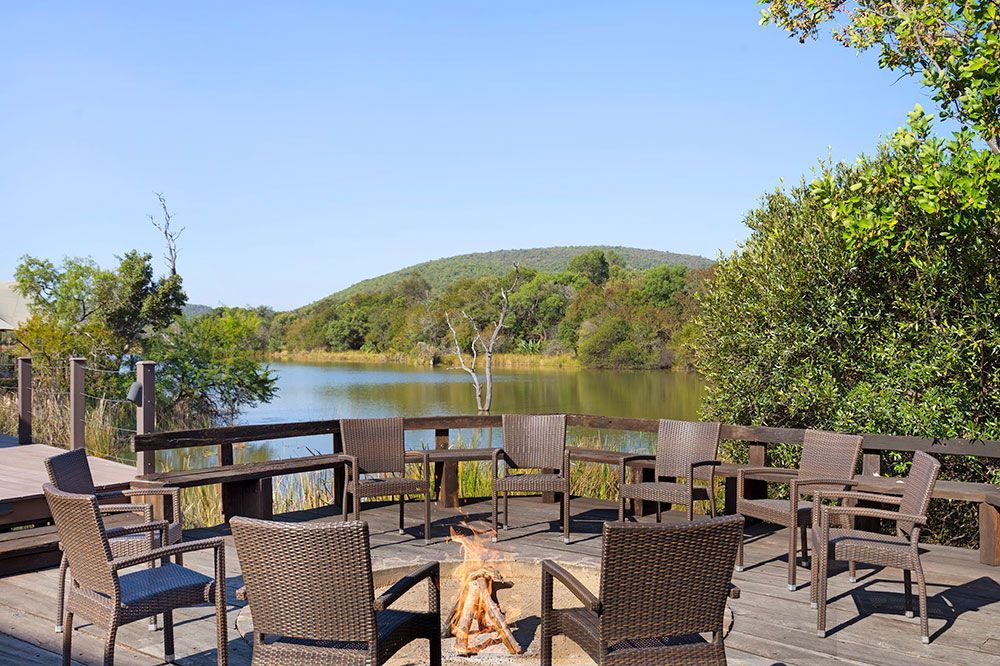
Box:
[233,361,704,460]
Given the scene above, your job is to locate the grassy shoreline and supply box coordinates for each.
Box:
[265,349,581,369]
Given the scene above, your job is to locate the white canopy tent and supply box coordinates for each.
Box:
[0,282,30,331]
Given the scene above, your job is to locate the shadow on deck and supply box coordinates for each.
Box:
[2,496,1000,665]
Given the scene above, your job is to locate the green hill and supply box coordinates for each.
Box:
[311,246,712,307]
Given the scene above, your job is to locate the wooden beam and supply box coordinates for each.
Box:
[135,361,156,475]
[979,499,1000,567]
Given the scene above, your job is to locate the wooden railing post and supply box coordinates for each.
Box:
[69,357,85,450]
[135,361,156,475]
[434,428,460,507]
[17,357,31,444]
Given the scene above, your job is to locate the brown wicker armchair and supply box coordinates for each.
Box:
[43,484,228,666]
[45,448,184,633]
[541,515,743,666]
[231,517,441,665]
[618,419,721,523]
[492,413,571,543]
[812,450,941,643]
[340,417,432,544]
[736,429,863,590]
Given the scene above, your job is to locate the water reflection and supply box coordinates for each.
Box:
[156,362,704,470]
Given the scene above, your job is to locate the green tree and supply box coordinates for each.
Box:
[567,250,611,285]
[149,308,278,423]
[760,0,1000,152]
[695,112,1000,546]
[15,252,185,369]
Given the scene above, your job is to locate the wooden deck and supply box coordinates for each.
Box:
[0,441,136,575]
[2,496,999,665]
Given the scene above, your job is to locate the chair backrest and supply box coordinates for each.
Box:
[598,515,743,645]
[231,517,377,644]
[340,417,405,474]
[44,448,97,494]
[654,419,721,482]
[798,429,863,490]
[43,484,117,596]
[898,451,941,536]
[501,413,566,471]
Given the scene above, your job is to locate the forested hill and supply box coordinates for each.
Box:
[315,246,712,306]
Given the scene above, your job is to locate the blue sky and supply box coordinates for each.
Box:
[2,2,934,309]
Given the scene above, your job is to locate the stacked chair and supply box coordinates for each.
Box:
[340,417,432,544]
[736,429,863,590]
[811,450,941,643]
[43,483,228,666]
[44,448,185,633]
[618,419,721,522]
[232,517,442,664]
[541,516,743,665]
[492,413,572,543]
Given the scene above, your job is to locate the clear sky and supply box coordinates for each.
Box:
[2,2,935,310]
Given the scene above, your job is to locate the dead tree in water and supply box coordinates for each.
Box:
[445,268,519,414]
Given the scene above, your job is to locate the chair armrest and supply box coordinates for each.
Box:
[542,560,601,613]
[814,490,904,505]
[492,448,512,479]
[820,505,927,527]
[739,466,798,478]
[691,460,722,469]
[374,561,440,611]
[112,537,226,570]
[122,487,182,522]
[563,449,571,479]
[619,454,654,485]
[342,454,360,485]
[728,583,741,599]
[99,503,154,522]
[105,519,169,541]
[793,478,859,489]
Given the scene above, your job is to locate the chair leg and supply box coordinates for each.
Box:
[354,489,361,522]
[424,488,431,544]
[216,556,230,666]
[848,560,857,583]
[503,491,509,530]
[736,524,745,572]
[55,554,69,632]
[619,494,626,522]
[800,523,809,566]
[103,624,117,666]
[342,483,350,521]
[903,569,914,618]
[429,628,442,665]
[163,610,174,662]
[810,543,819,609]
[492,487,499,542]
[916,562,930,643]
[788,519,799,590]
[563,489,571,544]
[398,494,405,535]
[540,573,553,666]
[816,545,828,637]
[61,612,73,666]
[708,494,716,519]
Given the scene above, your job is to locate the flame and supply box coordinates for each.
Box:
[447,521,521,655]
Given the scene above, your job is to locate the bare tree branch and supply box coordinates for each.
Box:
[149,192,184,276]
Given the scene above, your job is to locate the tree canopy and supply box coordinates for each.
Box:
[695,110,1000,545]
[761,0,1000,152]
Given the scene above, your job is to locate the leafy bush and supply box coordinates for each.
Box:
[695,109,1000,546]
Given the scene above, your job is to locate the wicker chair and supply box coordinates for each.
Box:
[492,413,571,543]
[43,484,228,666]
[231,517,441,665]
[340,417,432,544]
[541,515,743,666]
[812,450,941,643]
[618,419,721,523]
[736,429,863,590]
[45,448,185,633]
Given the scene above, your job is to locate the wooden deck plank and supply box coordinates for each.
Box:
[1,496,998,665]
[0,444,135,503]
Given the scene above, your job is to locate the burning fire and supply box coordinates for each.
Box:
[446,522,522,655]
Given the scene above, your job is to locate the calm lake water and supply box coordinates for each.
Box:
[160,361,704,468]
[240,361,703,458]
